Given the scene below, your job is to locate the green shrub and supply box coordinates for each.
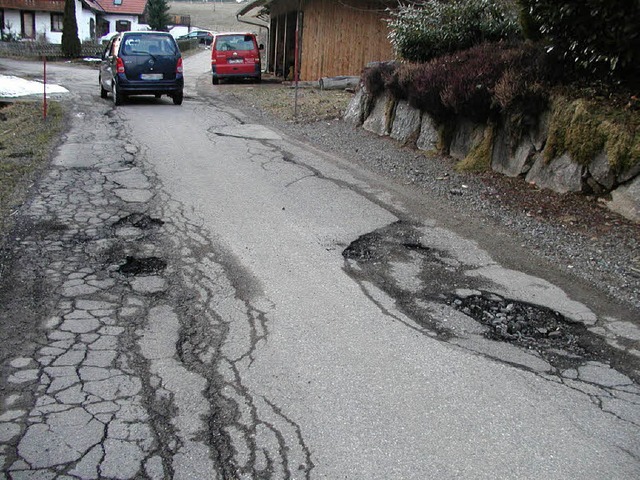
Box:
[518,0,640,82]
[386,0,521,63]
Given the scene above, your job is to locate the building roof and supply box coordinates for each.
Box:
[89,0,147,15]
[0,0,65,12]
[237,0,410,20]
[0,0,147,15]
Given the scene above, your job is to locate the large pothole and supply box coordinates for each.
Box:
[451,293,583,351]
[342,222,640,382]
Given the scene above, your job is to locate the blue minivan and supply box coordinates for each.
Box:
[99,31,184,106]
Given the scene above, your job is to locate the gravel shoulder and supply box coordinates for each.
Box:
[212,82,640,316]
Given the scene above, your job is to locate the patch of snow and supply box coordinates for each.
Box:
[0,75,69,98]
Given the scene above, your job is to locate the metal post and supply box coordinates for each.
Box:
[42,56,47,120]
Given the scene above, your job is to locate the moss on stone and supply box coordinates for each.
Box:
[384,96,397,135]
[543,95,640,174]
[436,121,455,155]
[455,123,495,172]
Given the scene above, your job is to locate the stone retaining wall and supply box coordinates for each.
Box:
[344,87,640,223]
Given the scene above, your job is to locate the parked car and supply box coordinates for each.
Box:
[211,32,263,84]
[99,31,184,106]
[178,30,214,45]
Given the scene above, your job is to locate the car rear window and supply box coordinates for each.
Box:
[121,34,178,56]
[215,35,256,52]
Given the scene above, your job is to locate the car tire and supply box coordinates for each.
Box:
[212,77,219,85]
[172,91,183,105]
[155,94,162,99]
[112,81,124,106]
[100,77,109,99]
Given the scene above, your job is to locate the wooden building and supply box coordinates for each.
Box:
[238,0,400,81]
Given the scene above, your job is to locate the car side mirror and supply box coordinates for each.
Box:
[259,44,264,50]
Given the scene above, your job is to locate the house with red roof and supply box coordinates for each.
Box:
[0,0,148,43]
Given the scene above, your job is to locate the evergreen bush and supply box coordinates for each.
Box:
[518,0,640,82]
[146,0,172,31]
[386,0,520,63]
[61,0,81,58]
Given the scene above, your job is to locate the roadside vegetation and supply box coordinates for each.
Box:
[0,101,65,237]
[365,0,640,172]
[218,84,353,123]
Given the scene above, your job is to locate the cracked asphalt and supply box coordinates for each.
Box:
[0,51,638,479]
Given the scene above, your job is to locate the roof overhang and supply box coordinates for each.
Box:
[236,0,270,27]
[236,0,412,18]
[236,0,271,23]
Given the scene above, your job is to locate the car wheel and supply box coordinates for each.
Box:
[254,75,262,84]
[112,81,124,106]
[155,94,162,99]
[212,77,219,85]
[172,91,183,105]
[99,76,109,99]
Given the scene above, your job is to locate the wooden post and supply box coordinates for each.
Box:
[294,3,301,118]
[283,13,288,79]
[273,16,279,77]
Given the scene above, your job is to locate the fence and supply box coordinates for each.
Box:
[0,39,199,59]
[0,41,104,59]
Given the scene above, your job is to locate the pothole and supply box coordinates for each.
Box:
[118,256,166,276]
[451,293,585,350]
[343,235,380,261]
[112,213,164,230]
[448,292,628,372]
[342,223,429,263]
[343,223,640,382]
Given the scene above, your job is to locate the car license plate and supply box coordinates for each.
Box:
[228,59,244,64]
[141,73,163,80]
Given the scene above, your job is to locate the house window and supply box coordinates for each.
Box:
[116,20,130,32]
[51,13,63,32]
[114,0,122,5]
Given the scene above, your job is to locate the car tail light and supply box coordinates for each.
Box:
[176,57,183,74]
[116,57,125,74]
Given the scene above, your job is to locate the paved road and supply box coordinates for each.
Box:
[0,51,638,479]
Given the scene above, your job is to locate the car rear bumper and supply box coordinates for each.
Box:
[117,74,184,95]
[212,64,261,79]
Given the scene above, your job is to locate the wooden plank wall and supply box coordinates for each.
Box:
[300,0,395,81]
